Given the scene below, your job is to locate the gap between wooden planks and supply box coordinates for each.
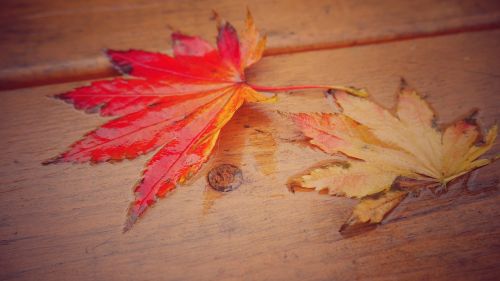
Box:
[0,29,499,281]
[1,0,500,89]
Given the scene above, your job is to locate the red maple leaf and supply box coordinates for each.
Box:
[45,11,366,231]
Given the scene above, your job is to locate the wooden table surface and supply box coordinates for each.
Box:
[1,1,499,280]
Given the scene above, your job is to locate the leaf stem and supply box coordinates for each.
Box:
[246,83,368,97]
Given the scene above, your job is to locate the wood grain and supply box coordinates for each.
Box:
[1,0,500,89]
[1,29,499,281]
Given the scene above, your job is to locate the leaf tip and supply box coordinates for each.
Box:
[286,178,300,193]
[53,93,65,100]
[102,48,113,63]
[464,109,479,126]
[45,93,62,100]
[42,155,63,166]
[123,213,138,233]
[399,77,409,91]
[352,87,369,98]
[339,218,378,237]
[171,31,184,41]
[211,9,223,28]
[105,49,134,75]
[245,7,254,24]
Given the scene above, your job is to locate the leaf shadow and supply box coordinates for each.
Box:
[201,104,278,214]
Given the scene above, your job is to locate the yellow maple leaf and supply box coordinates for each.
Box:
[288,82,498,231]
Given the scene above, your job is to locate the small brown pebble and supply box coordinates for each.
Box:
[207,164,243,192]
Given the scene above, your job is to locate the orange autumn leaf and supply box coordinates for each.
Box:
[289,81,498,231]
[45,11,365,232]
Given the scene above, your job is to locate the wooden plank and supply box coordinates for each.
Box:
[1,30,499,281]
[1,0,500,89]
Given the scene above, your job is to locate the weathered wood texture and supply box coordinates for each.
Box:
[1,29,499,280]
[1,0,500,89]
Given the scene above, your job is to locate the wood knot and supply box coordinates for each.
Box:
[207,164,243,192]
